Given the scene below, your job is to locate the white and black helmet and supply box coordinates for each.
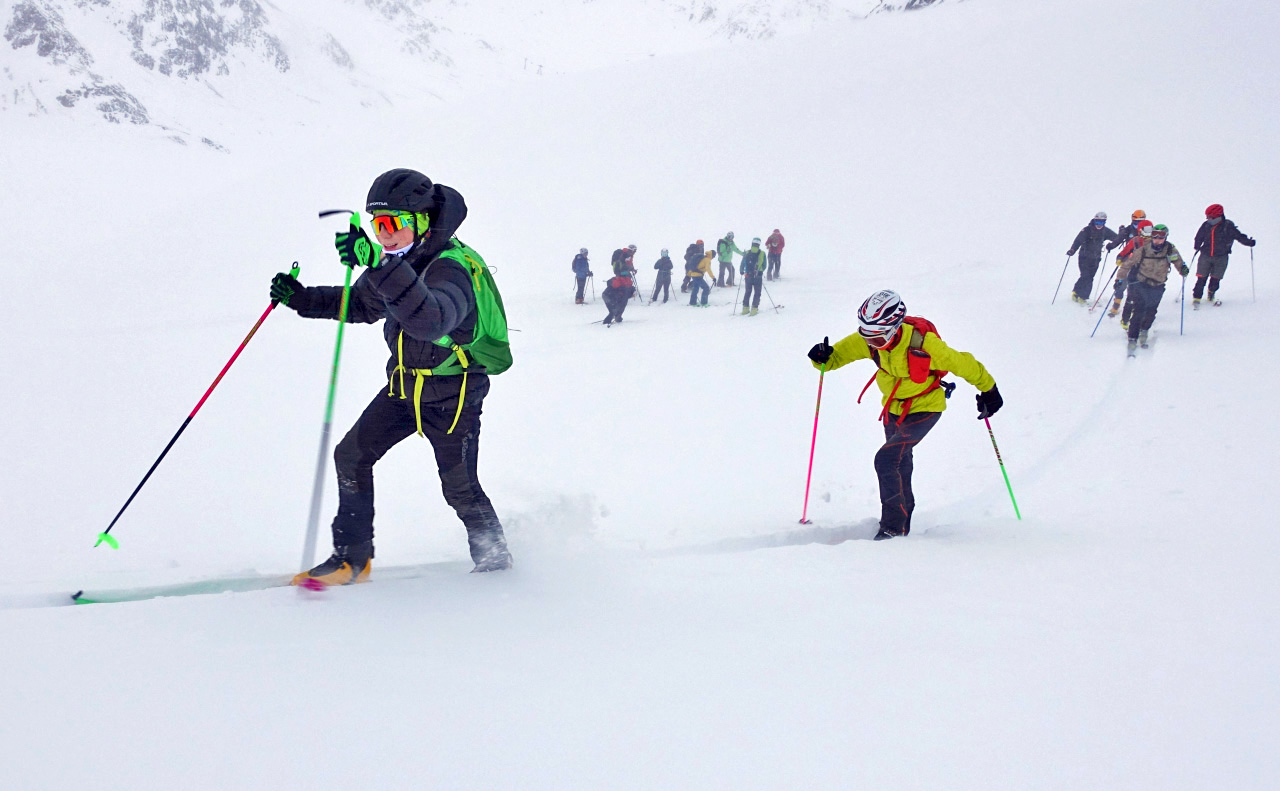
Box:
[661,248,669,256]
[857,290,907,337]
[580,247,588,255]
[1093,211,1108,222]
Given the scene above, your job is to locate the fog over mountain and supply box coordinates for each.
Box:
[3,0,949,145]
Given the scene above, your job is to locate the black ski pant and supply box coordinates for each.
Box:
[1073,256,1101,300]
[575,276,587,301]
[742,271,763,308]
[332,386,505,565]
[652,274,671,303]
[603,293,628,323]
[1126,279,1165,340]
[718,261,735,287]
[874,411,941,537]
[1192,254,1228,299]
[766,252,781,280]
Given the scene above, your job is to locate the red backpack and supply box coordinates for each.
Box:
[859,316,954,425]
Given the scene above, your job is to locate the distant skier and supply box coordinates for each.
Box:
[1066,212,1119,304]
[739,237,767,315]
[1192,204,1255,308]
[717,232,742,287]
[682,239,704,293]
[806,290,1001,541]
[269,168,513,584]
[765,228,785,281]
[1116,223,1189,353]
[687,248,714,307]
[1104,211,1147,316]
[602,273,636,326]
[652,248,674,303]
[572,247,592,304]
[612,244,637,276]
[1111,220,1153,326]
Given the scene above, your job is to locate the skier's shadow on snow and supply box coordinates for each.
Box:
[654,518,880,557]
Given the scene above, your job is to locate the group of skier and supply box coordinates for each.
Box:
[1064,205,1256,354]
[572,230,787,325]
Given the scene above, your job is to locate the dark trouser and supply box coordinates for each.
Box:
[681,274,691,292]
[766,252,781,279]
[603,293,628,323]
[718,261,735,287]
[575,276,587,301]
[652,274,671,302]
[688,277,710,305]
[1113,277,1128,301]
[874,411,941,537]
[332,387,505,565]
[742,271,762,308]
[1126,279,1165,340]
[1073,256,1100,300]
[1192,254,1228,299]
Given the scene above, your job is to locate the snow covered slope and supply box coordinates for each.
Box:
[2,0,1279,788]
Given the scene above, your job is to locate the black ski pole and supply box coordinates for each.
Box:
[1251,247,1256,303]
[94,263,300,548]
[589,275,596,304]
[762,282,782,314]
[1051,253,1073,305]
[731,276,742,315]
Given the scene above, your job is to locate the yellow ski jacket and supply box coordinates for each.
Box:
[813,323,995,417]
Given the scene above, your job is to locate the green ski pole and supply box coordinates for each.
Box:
[984,417,1022,520]
[301,210,359,571]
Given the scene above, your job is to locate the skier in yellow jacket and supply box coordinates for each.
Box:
[807,290,1002,540]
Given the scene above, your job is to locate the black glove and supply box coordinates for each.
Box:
[976,384,1003,420]
[1245,237,1256,247]
[588,271,594,277]
[334,225,381,269]
[1106,242,1117,252]
[270,272,307,310]
[808,336,833,365]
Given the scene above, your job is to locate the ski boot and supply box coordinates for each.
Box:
[1210,292,1222,306]
[750,306,759,316]
[292,540,373,586]
[1127,339,1138,357]
[1071,294,1086,305]
[1192,298,1201,310]
[1139,330,1149,348]
[1108,298,1121,317]
[741,305,750,315]
[873,528,905,541]
[469,530,513,573]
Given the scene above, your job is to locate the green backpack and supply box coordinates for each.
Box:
[432,238,513,375]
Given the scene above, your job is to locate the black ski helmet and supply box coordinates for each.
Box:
[366,168,435,213]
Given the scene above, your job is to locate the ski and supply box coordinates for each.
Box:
[68,561,459,605]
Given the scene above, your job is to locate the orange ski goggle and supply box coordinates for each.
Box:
[370,211,417,236]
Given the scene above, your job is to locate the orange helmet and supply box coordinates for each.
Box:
[1132,209,1147,221]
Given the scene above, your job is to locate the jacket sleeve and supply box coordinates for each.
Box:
[363,256,474,342]
[922,334,995,392]
[812,332,871,372]
[1068,227,1087,254]
[1194,223,1209,251]
[1232,222,1254,245]
[294,273,386,324]
[1105,227,1119,245]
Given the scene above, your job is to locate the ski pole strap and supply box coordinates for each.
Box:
[389,331,470,436]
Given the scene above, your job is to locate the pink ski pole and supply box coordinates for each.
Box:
[799,342,828,524]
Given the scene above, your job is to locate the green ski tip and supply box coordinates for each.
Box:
[94,533,120,549]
